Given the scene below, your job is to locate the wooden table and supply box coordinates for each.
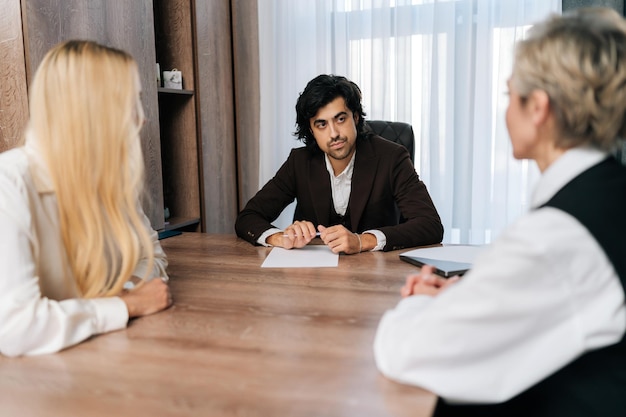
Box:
[0,234,436,417]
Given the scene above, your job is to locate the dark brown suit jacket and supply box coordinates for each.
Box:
[235,135,443,251]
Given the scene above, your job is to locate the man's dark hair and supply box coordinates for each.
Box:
[294,74,367,152]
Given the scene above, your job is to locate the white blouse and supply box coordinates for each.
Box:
[0,145,168,357]
[374,147,626,404]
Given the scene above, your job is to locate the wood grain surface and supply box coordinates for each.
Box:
[194,1,239,233]
[0,0,29,152]
[0,233,436,417]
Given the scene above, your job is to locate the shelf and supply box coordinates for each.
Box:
[158,87,194,95]
[154,0,202,232]
[164,216,201,231]
[158,229,182,240]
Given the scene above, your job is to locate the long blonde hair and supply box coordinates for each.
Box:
[27,40,154,298]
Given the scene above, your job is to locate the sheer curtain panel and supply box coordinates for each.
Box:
[257,0,561,244]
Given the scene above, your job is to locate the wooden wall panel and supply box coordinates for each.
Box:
[231,0,260,210]
[20,0,165,229]
[0,0,29,153]
[194,0,238,233]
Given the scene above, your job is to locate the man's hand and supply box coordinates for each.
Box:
[318,225,365,254]
[120,278,172,318]
[268,220,318,249]
[400,265,460,297]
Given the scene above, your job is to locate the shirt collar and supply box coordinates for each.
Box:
[532,146,609,208]
[324,151,356,180]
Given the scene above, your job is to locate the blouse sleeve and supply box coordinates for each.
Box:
[131,210,169,281]
[0,175,128,357]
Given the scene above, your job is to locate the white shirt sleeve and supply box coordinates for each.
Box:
[373,208,626,403]
[362,229,386,251]
[0,176,128,357]
[132,211,169,280]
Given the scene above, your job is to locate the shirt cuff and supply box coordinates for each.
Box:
[90,297,129,333]
[363,229,386,251]
[257,228,283,246]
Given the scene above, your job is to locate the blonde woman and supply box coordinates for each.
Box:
[0,40,172,357]
[374,7,626,416]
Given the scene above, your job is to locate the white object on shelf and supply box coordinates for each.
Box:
[163,69,182,89]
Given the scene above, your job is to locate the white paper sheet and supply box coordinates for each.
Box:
[261,246,339,268]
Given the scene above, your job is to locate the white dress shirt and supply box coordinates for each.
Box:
[325,152,355,217]
[259,151,386,250]
[0,144,168,357]
[374,146,626,403]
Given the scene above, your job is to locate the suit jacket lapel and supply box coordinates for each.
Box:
[308,153,332,226]
[349,139,377,231]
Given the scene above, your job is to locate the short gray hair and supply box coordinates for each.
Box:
[512,7,626,151]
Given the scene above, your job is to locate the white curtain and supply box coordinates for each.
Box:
[258,0,561,244]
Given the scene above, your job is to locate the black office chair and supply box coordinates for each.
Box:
[366,120,415,162]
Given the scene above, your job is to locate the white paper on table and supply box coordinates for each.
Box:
[261,246,339,268]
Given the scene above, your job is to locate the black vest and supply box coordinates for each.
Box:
[434,157,626,417]
[328,204,352,231]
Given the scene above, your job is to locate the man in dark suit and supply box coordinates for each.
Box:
[235,74,443,254]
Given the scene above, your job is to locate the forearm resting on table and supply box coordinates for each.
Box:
[268,230,377,253]
[266,232,284,247]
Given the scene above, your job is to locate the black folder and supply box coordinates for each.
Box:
[399,255,473,278]
[399,245,483,278]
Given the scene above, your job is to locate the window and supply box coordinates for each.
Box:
[258,0,561,243]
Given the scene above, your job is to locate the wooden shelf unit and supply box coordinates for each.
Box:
[164,216,201,231]
[153,0,202,232]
